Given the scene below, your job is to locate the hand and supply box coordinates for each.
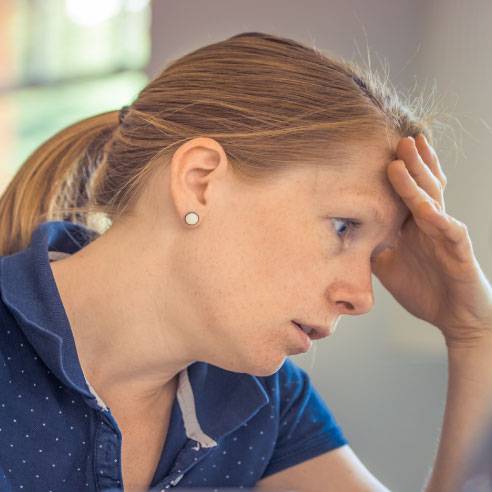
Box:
[371,134,492,348]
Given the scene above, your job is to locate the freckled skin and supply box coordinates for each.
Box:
[49,135,409,409]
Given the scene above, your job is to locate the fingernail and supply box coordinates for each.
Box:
[408,136,415,143]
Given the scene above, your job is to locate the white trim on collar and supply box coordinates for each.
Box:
[47,249,217,448]
[177,367,218,449]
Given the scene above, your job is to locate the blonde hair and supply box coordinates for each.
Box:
[0,31,442,256]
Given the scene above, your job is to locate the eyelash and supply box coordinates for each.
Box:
[332,218,362,239]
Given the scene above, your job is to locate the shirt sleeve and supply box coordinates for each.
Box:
[260,357,349,479]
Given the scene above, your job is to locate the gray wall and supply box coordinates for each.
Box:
[148,2,492,491]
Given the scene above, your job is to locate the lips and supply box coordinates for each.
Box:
[297,323,314,335]
[292,321,330,340]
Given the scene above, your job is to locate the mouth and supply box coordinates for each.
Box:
[292,321,330,340]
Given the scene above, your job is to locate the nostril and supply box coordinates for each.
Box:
[337,301,355,311]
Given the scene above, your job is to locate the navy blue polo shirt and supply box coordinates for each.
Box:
[0,220,349,491]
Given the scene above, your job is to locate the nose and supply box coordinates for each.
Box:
[335,291,374,315]
[330,272,375,315]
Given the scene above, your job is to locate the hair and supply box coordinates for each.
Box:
[0,31,445,257]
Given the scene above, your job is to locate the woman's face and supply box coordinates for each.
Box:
[155,138,411,377]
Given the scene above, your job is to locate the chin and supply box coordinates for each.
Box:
[242,352,286,377]
[252,362,285,377]
[247,339,290,376]
[210,331,289,376]
[215,350,286,377]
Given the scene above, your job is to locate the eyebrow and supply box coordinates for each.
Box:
[333,186,411,227]
[369,208,385,225]
[367,206,411,229]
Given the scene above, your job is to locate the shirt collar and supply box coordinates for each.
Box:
[0,220,269,447]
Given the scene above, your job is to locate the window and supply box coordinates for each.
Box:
[0,0,151,193]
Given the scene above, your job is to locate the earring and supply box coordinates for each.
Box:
[184,211,199,225]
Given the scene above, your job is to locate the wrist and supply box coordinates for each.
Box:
[447,332,492,386]
[443,320,492,351]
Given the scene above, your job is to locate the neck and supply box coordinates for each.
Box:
[48,225,195,408]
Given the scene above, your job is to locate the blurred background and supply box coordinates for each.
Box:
[1,1,491,491]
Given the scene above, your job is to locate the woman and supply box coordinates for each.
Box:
[0,32,491,492]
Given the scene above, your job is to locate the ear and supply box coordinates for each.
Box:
[169,137,229,226]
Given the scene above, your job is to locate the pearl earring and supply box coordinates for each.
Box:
[184,211,199,225]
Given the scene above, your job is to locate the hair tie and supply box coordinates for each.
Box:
[118,105,130,124]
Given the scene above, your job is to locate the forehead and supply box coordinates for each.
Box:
[308,139,410,227]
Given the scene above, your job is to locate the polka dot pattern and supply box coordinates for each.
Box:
[0,220,349,490]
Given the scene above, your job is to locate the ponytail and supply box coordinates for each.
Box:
[0,110,119,256]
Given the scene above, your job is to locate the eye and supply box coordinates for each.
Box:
[332,218,362,239]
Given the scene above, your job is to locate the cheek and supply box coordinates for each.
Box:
[187,242,290,373]
[175,223,277,341]
[242,217,329,317]
[177,212,328,347]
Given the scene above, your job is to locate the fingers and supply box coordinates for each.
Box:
[420,204,473,263]
[387,159,440,216]
[415,134,448,190]
[387,158,472,262]
[396,136,445,211]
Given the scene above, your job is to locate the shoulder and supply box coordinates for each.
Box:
[255,356,341,432]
